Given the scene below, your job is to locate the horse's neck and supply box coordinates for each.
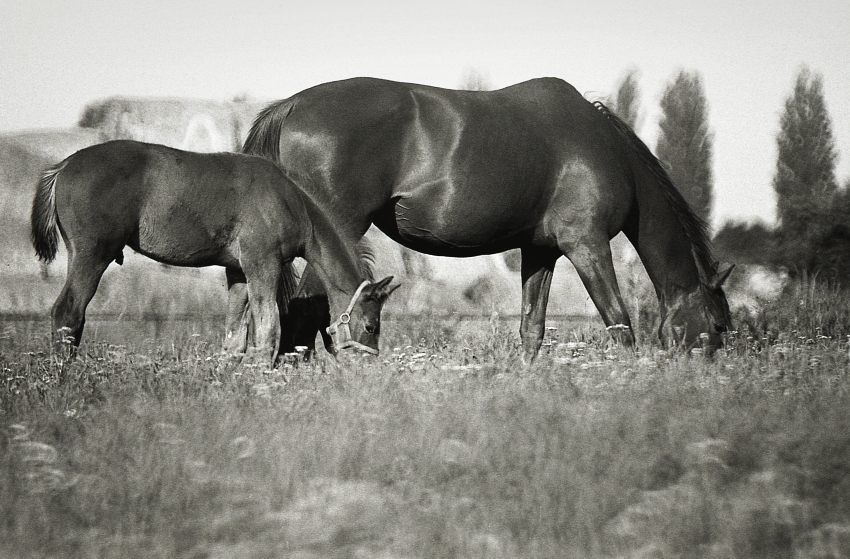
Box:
[299,193,364,308]
[626,178,703,307]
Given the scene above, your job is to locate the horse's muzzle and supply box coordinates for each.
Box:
[326,316,379,355]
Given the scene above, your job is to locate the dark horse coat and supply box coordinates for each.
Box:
[243,77,732,358]
[31,140,396,366]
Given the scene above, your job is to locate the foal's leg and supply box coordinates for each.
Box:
[51,249,112,352]
[560,237,635,347]
[241,259,282,369]
[223,268,250,356]
[519,247,559,363]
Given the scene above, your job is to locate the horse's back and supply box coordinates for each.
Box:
[55,141,151,232]
[275,78,620,249]
[55,140,301,267]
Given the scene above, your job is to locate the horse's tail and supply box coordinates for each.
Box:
[30,160,67,263]
[279,261,300,313]
[242,99,295,161]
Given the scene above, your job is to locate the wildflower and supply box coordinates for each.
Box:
[25,467,71,493]
[16,441,58,464]
[9,424,30,441]
[252,383,271,398]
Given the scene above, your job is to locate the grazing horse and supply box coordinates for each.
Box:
[30,140,397,366]
[243,77,733,359]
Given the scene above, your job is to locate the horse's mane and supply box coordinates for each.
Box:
[592,101,719,285]
[355,238,377,281]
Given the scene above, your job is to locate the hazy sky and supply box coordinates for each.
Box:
[2,0,848,228]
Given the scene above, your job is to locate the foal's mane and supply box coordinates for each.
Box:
[592,101,719,286]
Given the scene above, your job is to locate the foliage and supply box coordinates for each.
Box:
[612,68,641,130]
[713,220,778,266]
[734,272,850,342]
[772,67,847,280]
[656,70,714,225]
[458,67,492,91]
[774,68,838,237]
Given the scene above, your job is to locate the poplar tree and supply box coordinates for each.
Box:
[459,68,492,91]
[773,66,839,272]
[656,70,714,225]
[613,69,641,130]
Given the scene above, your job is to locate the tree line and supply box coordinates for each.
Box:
[611,66,849,281]
[459,66,847,281]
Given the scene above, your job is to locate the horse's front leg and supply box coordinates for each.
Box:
[519,247,559,363]
[561,239,635,348]
[241,261,282,369]
[223,268,250,357]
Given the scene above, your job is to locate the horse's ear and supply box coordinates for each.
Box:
[369,276,399,302]
[712,265,734,289]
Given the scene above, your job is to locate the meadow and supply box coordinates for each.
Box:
[2,280,850,559]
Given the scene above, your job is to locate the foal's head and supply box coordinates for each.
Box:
[326,276,399,355]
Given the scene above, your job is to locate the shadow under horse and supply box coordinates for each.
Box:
[30,140,397,367]
[243,77,733,359]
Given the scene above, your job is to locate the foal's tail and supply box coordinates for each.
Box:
[31,160,67,263]
[241,99,294,161]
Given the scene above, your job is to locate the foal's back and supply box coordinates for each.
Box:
[56,140,302,268]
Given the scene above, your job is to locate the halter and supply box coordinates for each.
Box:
[326,281,378,355]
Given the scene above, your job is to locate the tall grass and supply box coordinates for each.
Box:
[734,272,850,342]
[2,301,850,558]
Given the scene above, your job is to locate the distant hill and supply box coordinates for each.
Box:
[0,128,103,276]
[77,96,267,152]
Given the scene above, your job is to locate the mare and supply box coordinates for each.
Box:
[242,77,733,360]
[30,140,397,367]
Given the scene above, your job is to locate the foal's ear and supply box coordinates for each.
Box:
[712,265,735,289]
[368,276,400,302]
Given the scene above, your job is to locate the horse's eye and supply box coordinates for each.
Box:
[365,323,376,334]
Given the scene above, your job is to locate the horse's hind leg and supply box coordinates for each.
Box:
[223,268,251,356]
[519,246,559,362]
[51,249,112,351]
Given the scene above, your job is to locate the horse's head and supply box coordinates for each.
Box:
[326,276,399,355]
[659,265,733,356]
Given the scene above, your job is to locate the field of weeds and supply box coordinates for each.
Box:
[3,287,850,558]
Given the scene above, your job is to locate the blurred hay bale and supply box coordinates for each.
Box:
[78,96,267,152]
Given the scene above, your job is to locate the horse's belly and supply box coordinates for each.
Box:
[375,185,532,257]
[136,213,234,268]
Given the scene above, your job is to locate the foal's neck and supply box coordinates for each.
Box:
[298,192,365,308]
